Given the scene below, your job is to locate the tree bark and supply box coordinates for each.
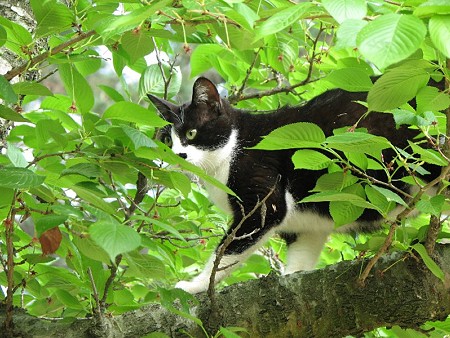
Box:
[0,0,38,150]
[1,244,449,338]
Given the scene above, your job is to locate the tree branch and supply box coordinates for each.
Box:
[424,58,450,255]
[228,25,325,104]
[2,244,450,337]
[359,162,450,285]
[4,30,96,81]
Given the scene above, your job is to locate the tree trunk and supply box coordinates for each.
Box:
[1,245,449,338]
[0,0,38,149]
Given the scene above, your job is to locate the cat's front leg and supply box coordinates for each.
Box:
[175,253,215,294]
[175,253,244,293]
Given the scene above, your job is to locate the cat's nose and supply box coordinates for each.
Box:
[178,153,187,159]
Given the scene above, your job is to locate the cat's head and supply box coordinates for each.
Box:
[148,77,237,171]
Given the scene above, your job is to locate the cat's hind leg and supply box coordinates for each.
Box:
[281,231,330,274]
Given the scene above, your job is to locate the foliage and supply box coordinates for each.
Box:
[0,0,450,336]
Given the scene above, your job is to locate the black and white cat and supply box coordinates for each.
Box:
[149,77,439,294]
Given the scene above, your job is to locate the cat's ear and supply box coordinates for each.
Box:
[147,94,179,123]
[192,77,221,108]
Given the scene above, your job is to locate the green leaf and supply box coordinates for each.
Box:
[0,167,45,189]
[72,50,102,76]
[135,146,236,198]
[219,326,248,338]
[95,1,171,39]
[58,64,94,114]
[367,66,430,112]
[253,122,325,150]
[40,94,73,112]
[325,68,373,92]
[150,218,187,242]
[325,132,391,154]
[0,17,32,52]
[121,30,154,64]
[6,143,28,168]
[121,125,156,149]
[124,252,165,279]
[90,221,141,261]
[35,215,68,237]
[300,191,379,210]
[292,149,332,170]
[103,101,168,127]
[165,171,192,197]
[369,185,407,207]
[365,185,395,216]
[138,64,182,99]
[54,289,84,310]
[71,186,117,215]
[347,152,368,171]
[429,15,450,58]
[0,105,30,122]
[254,3,313,40]
[330,185,365,227]
[30,0,74,37]
[356,14,427,69]
[23,254,56,264]
[0,25,6,48]
[222,3,259,31]
[335,19,368,49]
[61,163,102,179]
[322,0,367,24]
[12,82,53,96]
[414,0,450,18]
[0,188,14,208]
[35,119,67,148]
[313,172,359,192]
[264,34,300,74]
[191,44,235,78]
[392,109,432,127]
[412,243,445,282]
[0,75,18,103]
[98,85,125,102]
[416,86,450,114]
[73,236,111,264]
[416,194,445,216]
[409,142,448,166]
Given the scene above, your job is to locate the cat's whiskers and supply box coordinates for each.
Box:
[179,107,186,124]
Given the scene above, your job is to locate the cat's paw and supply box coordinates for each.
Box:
[175,280,208,294]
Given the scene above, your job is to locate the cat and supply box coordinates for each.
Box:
[148,77,441,294]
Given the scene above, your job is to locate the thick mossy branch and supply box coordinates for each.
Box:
[2,245,450,338]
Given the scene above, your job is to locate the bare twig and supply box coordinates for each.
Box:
[4,30,96,81]
[127,172,148,215]
[99,254,122,311]
[232,47,263,102]
[229,25,326,104]
[359,162,450,285]
[207,178,279,301]
[26,150,80,168]
[87,268,102,316]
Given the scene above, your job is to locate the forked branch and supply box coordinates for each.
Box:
[359,162,450,285]
[206,178,280,302]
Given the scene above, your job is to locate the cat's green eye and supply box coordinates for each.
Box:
[186,129,197,140]
[163,135,173,147]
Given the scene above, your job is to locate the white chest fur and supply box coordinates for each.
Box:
[171,129,238,214]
